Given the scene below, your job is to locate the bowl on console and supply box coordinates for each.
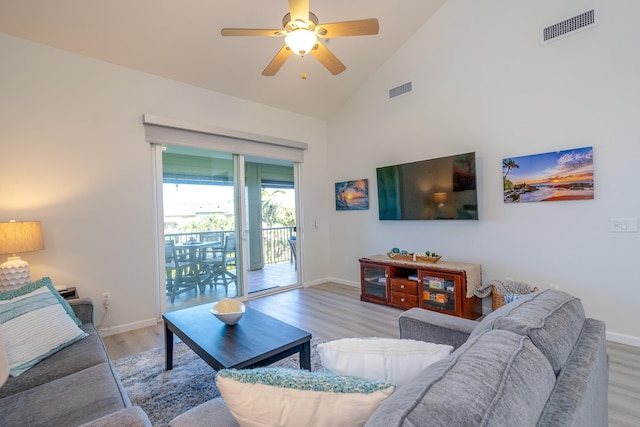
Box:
[210,298,246,326]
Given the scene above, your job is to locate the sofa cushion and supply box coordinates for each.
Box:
[0,277,88,376]
[365,329,556,427]
[217,367,395,427]
[0,323,111,398]
[0,363,129,427]
[317,337,452,388]
[169,397,239,427]
[538,318,609,427]
[77,407,152,427]
[469,289,585,374]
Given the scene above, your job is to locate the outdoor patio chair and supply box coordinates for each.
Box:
[289,236,297,270]
[205,234,237,293]
[165,240,199,303]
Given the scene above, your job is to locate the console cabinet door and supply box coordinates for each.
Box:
[419,270,462,317]
[360,262,389,303]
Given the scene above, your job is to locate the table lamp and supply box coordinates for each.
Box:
[0,221,45,290]
[433,192,448,207]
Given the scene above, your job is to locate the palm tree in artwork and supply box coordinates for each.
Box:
[502,158,519,179]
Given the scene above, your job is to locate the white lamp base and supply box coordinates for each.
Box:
[0,256,32,290]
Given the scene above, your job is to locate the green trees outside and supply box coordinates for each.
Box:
[261,189,295,228]
[177,188,294,233]
[179,213,234,233]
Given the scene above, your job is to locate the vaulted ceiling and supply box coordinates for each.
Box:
[0,0,446,119]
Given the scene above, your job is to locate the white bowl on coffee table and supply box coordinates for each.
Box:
[210,298,246,326]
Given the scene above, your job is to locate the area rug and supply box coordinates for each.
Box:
[113,337,325,427]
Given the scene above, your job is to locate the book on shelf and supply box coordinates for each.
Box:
[425,277,444,289]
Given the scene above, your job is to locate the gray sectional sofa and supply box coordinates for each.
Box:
[0,298,151,427]
[170,289,608,426]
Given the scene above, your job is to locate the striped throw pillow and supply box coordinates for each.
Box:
[0,277,88,377]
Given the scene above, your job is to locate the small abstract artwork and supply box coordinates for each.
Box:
[503,146,594,203]
[335,179,369,211]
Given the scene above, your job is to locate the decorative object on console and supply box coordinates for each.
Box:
[0,220,45,290]
[387,247,441,263]
[503,146,594,203]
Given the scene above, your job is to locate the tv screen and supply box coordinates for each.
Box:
[376,152,478,220]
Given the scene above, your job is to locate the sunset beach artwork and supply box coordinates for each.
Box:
[335,179,369,210]
[503,147,594,203]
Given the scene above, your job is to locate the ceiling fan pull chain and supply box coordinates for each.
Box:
[301,55,307,80]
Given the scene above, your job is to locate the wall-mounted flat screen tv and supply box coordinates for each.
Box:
[376,152,478,220]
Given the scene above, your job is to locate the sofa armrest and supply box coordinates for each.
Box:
[399,308,479,350]
[77,407,152,427]
[68,297,94,325]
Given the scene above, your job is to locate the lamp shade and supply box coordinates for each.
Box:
[0,221,44,289]
[433,193,448,205]
[0,221,44,255]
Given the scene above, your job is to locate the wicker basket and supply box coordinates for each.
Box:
[491,285,539,311]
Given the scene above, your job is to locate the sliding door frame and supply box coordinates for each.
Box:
[145,115,306,317]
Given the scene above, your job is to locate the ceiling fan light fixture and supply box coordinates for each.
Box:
[285,29,317,56]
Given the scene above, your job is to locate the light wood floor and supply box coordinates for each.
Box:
[103,282,640,427]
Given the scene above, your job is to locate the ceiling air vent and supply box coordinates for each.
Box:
[541,9,598,44]
[388,82,413,100]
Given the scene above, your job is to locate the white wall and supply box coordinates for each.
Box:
[0,33,329,334]
[326,0,640,345]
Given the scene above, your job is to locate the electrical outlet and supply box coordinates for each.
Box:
[102,292,110,310]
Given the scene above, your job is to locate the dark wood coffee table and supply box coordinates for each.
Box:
[163,304,312,371]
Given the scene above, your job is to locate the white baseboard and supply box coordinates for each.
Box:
[322,277,359,288]
[97,317,159,337]
[606,331,640,348]
[301,278,328,287]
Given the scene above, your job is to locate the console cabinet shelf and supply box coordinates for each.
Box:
[359,255,482,320]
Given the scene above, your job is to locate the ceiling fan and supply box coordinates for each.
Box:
[221,0,379,77]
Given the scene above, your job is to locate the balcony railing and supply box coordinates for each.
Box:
[165,226,295,266]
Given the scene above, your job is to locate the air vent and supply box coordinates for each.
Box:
[541,9,598,44]
[388,82,413,100]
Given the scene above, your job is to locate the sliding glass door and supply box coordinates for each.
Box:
[161,146,241,312]
[159,146,299,312]
[245,156,299,295]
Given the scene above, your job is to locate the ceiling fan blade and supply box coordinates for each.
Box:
[262,45,293,76]
[310,42,346,75]
[221,28,285,37]
[316,18,379,38]
[288,0,310,22]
